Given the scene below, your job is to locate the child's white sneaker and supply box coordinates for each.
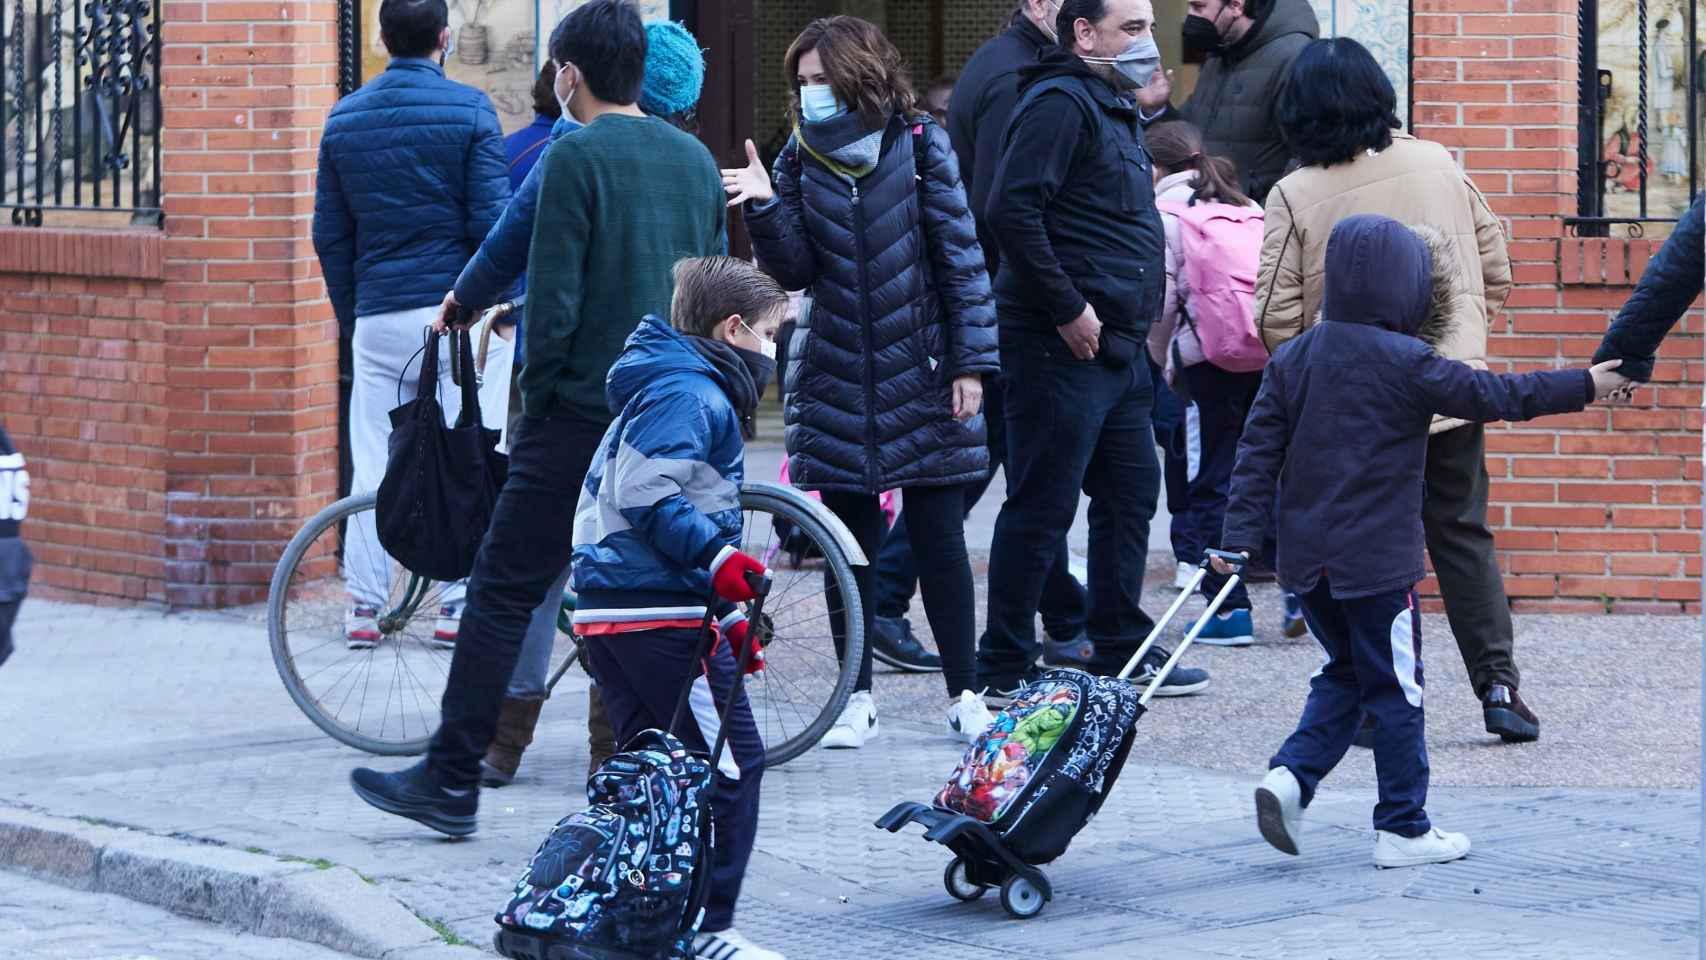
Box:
[946,690,994,743]
[1254,765,1304,855]
[695,926,786,960]
[820,691,879,749]
[1373,827,1471,868]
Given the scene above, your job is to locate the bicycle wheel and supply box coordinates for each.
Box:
[738,483,865,766]
[268,492,454,755]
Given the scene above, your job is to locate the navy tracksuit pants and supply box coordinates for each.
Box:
[584,627,765,934]
[1271,579,1431,837]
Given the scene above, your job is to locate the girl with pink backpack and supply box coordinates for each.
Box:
[1145,121,1304,646]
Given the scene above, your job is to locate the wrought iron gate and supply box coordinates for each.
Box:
[1,0,160,225]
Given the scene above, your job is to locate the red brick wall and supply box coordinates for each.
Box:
[1413,0,1702,613]
[0,235,168,602]
[158,0,342,607]
[0,1,342,607]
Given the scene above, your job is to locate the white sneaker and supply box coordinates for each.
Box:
[1373,827,1471,868]
[1173,561,1196,590]
[346,606,380,650]
[820,691,879,749]
[1254,766,1305,855]
[695,927,786,960]
[946,690,994,743]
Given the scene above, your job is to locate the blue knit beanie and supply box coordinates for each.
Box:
[640,20,705,118]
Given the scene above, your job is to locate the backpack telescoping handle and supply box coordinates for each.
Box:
[1116,550,1249,708]
[667,571,773,770]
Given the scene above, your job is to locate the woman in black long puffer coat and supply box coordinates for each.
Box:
[723,15,999,750]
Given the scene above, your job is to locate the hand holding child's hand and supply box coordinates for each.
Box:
[1588,359,1629,402]
[1210,551,1249,576]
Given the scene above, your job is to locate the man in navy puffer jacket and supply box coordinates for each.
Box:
[312,0,510,647]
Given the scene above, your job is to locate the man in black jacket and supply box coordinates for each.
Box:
[979,0,1210,696]
[863,0,1093,676]
[1592,192,1704,387]
[1173,0,1317,203]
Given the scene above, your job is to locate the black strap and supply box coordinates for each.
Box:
[664,576,771,773]
[667,606,719,737]
[451,327,482,428]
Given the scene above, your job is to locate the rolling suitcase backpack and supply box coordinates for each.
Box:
[493,575,771,959]
[878,552,1249,918]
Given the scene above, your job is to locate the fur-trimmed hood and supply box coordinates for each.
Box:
[1410,223,1460,352]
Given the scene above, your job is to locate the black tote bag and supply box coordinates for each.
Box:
[376,327,508,583]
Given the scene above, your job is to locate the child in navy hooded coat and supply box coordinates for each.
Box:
[1218,215,1625,868]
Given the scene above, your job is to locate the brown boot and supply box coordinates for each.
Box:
[480,696,545,787]
[587,684,617,777]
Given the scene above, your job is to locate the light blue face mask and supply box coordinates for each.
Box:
[799,84,844,123]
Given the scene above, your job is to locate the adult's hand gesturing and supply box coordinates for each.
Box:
[721,139,774,208]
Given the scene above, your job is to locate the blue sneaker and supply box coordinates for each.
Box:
[1282,593,1308,639]
[1196,609,1255,647]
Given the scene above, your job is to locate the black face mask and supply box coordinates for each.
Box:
[1181,14,1225,58]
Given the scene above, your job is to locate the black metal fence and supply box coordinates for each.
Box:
[1573,0,1701,237]
[1,0,160,226]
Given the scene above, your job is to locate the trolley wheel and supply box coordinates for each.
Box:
[1000,874,1045,919]
[943,857,987,901]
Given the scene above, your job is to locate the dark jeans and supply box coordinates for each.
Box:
[0,598,16,668]
[1181,363,1264,612]
[584,627,763,934]
[1150,358,1198,565]
[980,329,1160,680]
[1273,580,1430,837]
[427,413,609,789]
[1423,423,1518,696]
[874,376,1087,641]
[824,484,977,695]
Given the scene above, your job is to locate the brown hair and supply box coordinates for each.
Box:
[1144,121,1253,207]
[784,16,916,129]
[670,256,788,339]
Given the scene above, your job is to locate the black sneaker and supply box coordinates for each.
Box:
[1042,629,1095,667]
[870,616,942,673]
[350,760,478,837]
[979,666,1048,707]
[1483,684,1539,743]
[1130,647,1210,697]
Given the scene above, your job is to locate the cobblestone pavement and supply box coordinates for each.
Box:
[0,870,358,959]
[1,600,1698,959]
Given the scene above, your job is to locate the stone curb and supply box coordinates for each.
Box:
[0,806,482,958]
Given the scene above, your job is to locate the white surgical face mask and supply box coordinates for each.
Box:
[740,320,777,361]
[799,84,843,123]
[554,62,578,122]
[1036,0,1061,42]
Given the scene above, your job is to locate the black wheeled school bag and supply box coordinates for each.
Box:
[375,327,507,583]
[493,578,771,960]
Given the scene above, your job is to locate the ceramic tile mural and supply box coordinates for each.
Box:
[1311,0,1409,121]
[1593,0,1700,222]
[357,0,668,133]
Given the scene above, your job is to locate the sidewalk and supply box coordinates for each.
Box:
[0,598,1698,959]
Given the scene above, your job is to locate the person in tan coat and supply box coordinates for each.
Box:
[1253,38,1538,744]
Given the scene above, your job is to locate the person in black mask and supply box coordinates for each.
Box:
[1173,0,1318,204]
[566,255,785,960]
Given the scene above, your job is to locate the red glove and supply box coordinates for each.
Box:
[710,547,767,603]
[723,618,765,675]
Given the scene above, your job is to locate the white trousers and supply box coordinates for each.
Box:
[344,305,514,608]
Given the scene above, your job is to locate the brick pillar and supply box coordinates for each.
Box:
[159,0,342,607]
[1413,0,1702,612]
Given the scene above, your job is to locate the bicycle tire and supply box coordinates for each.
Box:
[268,491,440,756]
[736,484,865,766]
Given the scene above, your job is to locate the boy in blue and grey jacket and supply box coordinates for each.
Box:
[569,256,787,960]
[1218,215,1626,869]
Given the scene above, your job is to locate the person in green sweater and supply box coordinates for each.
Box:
[350,0,727,838]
